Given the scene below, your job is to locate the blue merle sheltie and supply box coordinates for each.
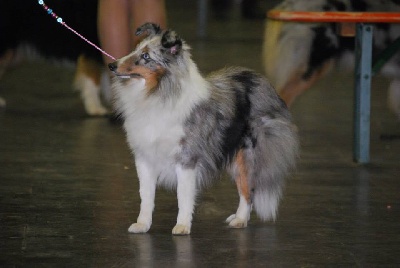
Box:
[0,0,108,115]
[108,23,299,235]
[263,0,400,118]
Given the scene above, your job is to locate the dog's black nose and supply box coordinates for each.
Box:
[108,62,117,72]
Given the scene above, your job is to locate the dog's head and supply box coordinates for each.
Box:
[108,23,190,93]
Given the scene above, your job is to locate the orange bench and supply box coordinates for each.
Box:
[268,11,400,163]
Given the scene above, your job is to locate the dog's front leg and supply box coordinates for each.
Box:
[172,165,197,235]
[128,159,157,234]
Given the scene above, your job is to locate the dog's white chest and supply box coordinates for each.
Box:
[123,101,185,165]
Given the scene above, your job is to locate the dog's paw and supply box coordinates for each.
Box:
[172,224,191,235]
[86,105,109,116]
[226,214,247,228]
[128,222,150,233]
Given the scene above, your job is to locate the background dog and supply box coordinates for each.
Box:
[109,23,299,235]
[0,0,109,116]
[263,0,400,118]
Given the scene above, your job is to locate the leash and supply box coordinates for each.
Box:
[38,0,116,61]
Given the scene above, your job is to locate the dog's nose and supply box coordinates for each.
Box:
[108,62,117,72]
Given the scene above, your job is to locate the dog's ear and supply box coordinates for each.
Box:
[161,30,182,56]
[135,23,162,37]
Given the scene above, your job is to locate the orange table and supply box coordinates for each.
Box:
[268,11,400,23]
[268,11,400,163]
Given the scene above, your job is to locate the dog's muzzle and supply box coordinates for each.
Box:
[108,62,142,79]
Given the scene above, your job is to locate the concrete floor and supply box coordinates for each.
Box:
[1,1,400,267]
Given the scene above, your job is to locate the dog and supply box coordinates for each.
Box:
[0,0,109,116]
[108,23,299,235]
[263,0,400,118]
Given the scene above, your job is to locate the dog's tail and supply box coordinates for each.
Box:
[251,117,299,221]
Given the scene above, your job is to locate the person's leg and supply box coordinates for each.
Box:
[130,0,167,45]
[97,0,132,63]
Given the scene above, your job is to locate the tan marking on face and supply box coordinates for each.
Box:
[235,149,252,203]
[142,66,165,93]
[116,56,165,93]
[116,56,136,75]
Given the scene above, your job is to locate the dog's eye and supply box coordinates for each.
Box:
[141,53,151,61]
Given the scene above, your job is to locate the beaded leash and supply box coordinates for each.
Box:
[38,0,116,61]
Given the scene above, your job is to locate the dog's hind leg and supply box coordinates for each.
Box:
[278,60,334,107]
[74,55,109,116]
[226,150,252,228]
[264,18,336,107]
[173,165,197,235]
[128,159,157,234]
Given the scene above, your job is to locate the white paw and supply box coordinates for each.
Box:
[226,214,248,228]
[172,224,191,235]
[128,222,150,233]
[85,104,109,116]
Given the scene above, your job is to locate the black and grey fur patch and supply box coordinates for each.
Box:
[177,67,294,188]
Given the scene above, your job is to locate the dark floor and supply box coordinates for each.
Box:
[1,1,400,267]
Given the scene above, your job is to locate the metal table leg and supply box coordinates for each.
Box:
[354,23,373,163]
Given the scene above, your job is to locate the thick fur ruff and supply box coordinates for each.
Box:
[110,23,299,235]
[263,0,400,117]
[0,0,108,116]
